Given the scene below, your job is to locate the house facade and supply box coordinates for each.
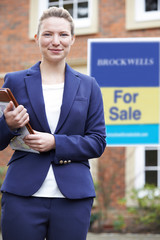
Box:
[0,0,160,212]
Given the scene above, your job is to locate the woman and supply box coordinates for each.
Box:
[0,7,106,240]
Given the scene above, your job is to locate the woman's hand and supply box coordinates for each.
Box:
[4,101,29,131]
[23,130,56,152]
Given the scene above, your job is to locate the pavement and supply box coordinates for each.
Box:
[87,233,160,240]
[0,232,160,239]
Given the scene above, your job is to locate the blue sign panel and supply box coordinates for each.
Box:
[106,124,159,145]
[90,42,159,87]
[88,38,160,145]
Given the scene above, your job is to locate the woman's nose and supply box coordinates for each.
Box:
[51,34,60,45]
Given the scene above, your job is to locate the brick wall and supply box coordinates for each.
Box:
[0,0,40,73]
[0,147,13,166]
[98,147,125,209]
[0,78,3,88]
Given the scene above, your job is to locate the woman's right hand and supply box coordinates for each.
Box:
[4,101,29,131]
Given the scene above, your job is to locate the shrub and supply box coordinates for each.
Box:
[128,185,160,232]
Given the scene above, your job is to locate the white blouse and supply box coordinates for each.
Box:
[33,83,65,198]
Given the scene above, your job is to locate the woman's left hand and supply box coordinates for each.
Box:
[24,130,56,152]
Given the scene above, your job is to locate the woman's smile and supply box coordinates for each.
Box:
[48,48,63,54]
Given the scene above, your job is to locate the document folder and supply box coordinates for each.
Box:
[0,88,38,153]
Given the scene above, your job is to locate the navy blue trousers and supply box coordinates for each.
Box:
[1,193,93,240]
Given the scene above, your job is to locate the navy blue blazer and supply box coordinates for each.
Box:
[0,62,106,199]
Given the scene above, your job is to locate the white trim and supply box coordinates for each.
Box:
[135,0,160,22]
[145,166,160,170]
[75,17,91,28]
[38,0,48,20]
[75,0,91,28]
[88,37,160,43]
[135,146,145,189]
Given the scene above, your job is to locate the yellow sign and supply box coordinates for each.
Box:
[101,87,160,125]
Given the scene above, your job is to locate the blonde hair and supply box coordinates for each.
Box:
[37,7,74,36]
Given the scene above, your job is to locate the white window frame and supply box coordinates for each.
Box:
[135,0,160,22]
[125,0,160,30]
[38,0,48,19]
[48,0,91,29]
[135,146,145,189]
[135,146,160,188]
[126,146,160,206]
[29,0,98,38]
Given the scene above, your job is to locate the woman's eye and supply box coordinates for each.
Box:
[61,33,69,37]
[43,33,52,37]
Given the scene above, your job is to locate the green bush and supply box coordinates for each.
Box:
[0,166,7,230]
[0,167,7,188]
[128,185,160,231]
[113,215,125,231]
[90,211,102,228]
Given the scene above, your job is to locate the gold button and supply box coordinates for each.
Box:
[59,160,64,164]
[64,160,67,164]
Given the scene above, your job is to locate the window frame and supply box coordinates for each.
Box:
[135,0,160,22]
[135,146,160,188]
[126,146,160,206]
[29,0,98,39]
[125,0,160,30]
[48,0,92,29]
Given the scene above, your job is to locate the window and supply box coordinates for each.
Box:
[126,0,160,30]
[146,0,159,11]
[145,149,160,186]
[126,146,160,206]
[29,0,98,39]
[135,146,160,188]
[135,0,160,21]
[48,0,90,28]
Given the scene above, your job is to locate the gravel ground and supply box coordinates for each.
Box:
[87,233,160,240]
[0,232,159,239]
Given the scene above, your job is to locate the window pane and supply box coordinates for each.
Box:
[48,0,59,7]
[145,170,157,186]
[49,0,59,3]
[63,4,73,17]
[49,4,59,7]
[78,2,88,18]
[145,0,158,11]
[145,150,157,166]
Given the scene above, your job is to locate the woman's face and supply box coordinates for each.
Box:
[35,17,75,64]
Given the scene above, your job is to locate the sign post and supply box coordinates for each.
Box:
[88,38,160,145]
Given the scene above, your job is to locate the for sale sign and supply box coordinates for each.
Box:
[88,38,160,145]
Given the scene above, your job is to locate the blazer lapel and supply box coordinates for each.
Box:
[24,62,51,132]
[24,62,80,133]
[55,64,80,133]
